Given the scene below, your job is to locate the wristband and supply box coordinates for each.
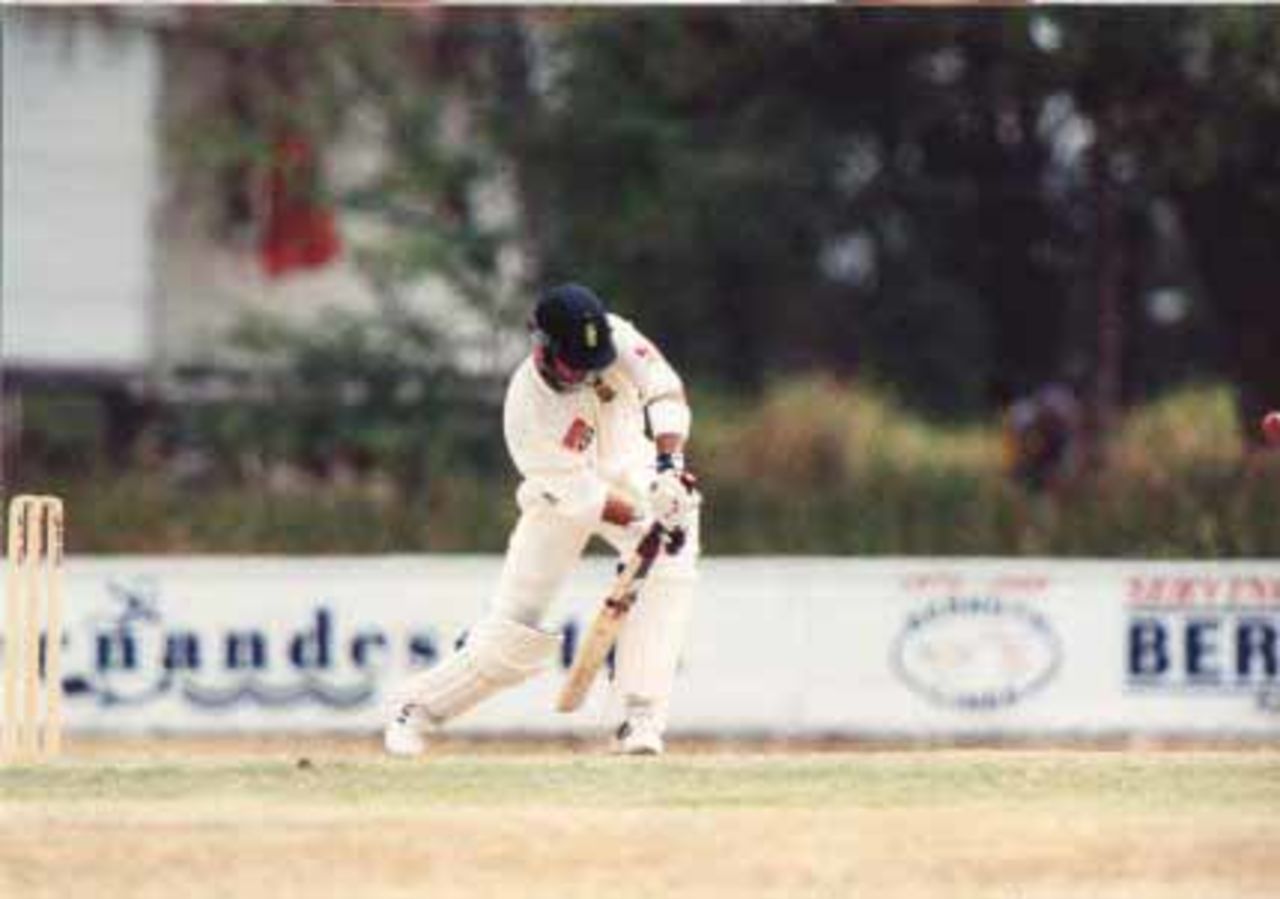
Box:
[656,452,685,473]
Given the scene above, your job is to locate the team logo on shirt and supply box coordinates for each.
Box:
[562,418,596,453]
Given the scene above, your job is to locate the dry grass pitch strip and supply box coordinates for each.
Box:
[2,743,1277,899]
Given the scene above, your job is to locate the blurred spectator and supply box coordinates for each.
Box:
[1003,383,1083,494]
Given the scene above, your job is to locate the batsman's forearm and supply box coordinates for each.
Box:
[648,389,690,450]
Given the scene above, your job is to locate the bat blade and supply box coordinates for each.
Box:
[555,590,636,712]
[555,525,664,713]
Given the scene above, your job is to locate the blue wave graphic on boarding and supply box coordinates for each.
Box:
[63,578,439,711]
[182,679,375,709]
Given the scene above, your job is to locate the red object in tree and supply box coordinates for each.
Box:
[259,135,341,277]
[1263,411,1280,446]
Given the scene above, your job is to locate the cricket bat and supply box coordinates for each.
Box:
[556,523,666,712]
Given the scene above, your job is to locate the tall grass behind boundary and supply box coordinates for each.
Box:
[36,470,519,555]
[8,380,1277,556]
[697,379,1278,556]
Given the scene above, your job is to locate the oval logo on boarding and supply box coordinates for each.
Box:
[891,597,1061,710]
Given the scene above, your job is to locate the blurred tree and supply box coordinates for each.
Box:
[204,312,502,489]
[1059,7,1280,444]
[160,6,1279,437]
[160,9,533,484]
[167,8,530,334]
[520,10,1076,414]
[1164,13,1280,446]
[520,7,1274,433]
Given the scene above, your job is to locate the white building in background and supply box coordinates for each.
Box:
[2,10,525,395]
[2,12,160,382]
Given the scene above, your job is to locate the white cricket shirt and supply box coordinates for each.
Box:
[503,314,686,521]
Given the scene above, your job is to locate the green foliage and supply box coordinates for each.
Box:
[698,377,1277,557]
[20,379,1277,557]
[42,471,514,554]
[25,7,1280,559]
[521,10,1069,409]
[168,9,526,332]
[171,310,505,491]
[161,7,1279,423]
[518,8,1279,419]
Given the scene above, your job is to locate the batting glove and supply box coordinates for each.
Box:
[650,456,701,534]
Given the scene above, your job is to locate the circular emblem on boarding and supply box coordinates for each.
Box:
[891,597,1061,710]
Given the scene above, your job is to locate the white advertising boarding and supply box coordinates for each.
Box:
[2,556,1277,738]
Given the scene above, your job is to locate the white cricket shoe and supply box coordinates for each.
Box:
[612,717,665,756]
[383,707,427,758]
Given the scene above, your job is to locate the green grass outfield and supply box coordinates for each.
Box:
[2,742,1278,899]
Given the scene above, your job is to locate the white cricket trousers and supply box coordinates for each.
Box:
[493,502,699,730]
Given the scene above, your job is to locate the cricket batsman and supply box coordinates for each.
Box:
[384,283,701,756]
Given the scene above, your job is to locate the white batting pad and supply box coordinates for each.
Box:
[387,615,561,725]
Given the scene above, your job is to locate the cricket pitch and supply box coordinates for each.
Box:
[2,738,1277,899]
